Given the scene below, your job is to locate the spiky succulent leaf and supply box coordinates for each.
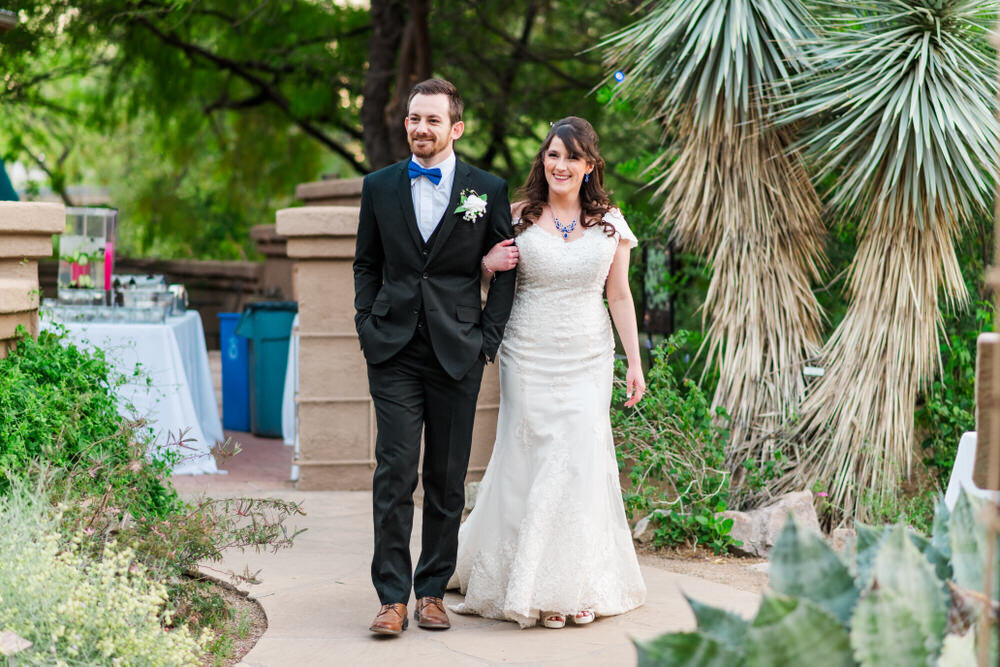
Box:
[603,0,816,128]
[634,632,743,667]
[745,595,854,666]
[770,517,859,623]
[685,595,749,650]
[854,523,889,585]
[907,530,952,582]
[869,525,948,657]
[850,590,934,666]
[949,491,982,593]
[931,496,951,559]
[949,491,1000,599]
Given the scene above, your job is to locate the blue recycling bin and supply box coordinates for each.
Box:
[236,302,298,438]
[218,312,250,431]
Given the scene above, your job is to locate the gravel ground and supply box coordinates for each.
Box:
[637,545,769,594]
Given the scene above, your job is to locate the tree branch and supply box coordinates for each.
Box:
[132,16,367,173]
[471,12,596,90]
[478,1,540,169]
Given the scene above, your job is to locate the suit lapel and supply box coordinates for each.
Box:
[395,161,425,252]
[425,160,472,265]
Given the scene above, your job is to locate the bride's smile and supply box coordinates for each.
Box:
[543,136,592,198]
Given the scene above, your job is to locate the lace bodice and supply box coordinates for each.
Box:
[503,209,638,352]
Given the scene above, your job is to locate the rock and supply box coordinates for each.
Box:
[721,490,822,557]
[632,509,667,545]
[464,481,481,511]
[0,630,31,656]
[829,527,856,554]
[749,562,771,574]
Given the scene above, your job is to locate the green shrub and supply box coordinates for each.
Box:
[0,328,305,649]
[0,485,210,665]
[635,492,997,666]
[915,299,993,487]
[612,331,735,553]
[0,327,180,518]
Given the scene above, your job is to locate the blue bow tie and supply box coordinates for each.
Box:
[408,161,442,186]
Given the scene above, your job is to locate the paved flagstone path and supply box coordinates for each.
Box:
[170,354,761,665]
[174,480,760,666]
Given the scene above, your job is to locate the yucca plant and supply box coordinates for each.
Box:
[774,0,999,521]
[635,492,998,666]
[602,0,827,502]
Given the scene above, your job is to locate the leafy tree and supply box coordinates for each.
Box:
[1,0,659,259]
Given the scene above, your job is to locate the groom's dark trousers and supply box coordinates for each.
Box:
[353,158,516,605]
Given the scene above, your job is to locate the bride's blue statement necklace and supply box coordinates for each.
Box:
[552,212,578,239]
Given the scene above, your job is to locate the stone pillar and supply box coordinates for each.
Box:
[295,177,364,207]
[277,202,499,490]
[0,202,65,357]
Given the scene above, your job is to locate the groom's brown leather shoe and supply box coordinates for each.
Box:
[369,603,408,635]
[415,596,451,630]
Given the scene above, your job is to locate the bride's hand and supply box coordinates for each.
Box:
[624,364,646,408]
[483,238,519,273]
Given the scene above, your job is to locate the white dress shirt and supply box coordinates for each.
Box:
[410,151,456,242]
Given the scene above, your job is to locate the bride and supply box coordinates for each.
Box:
[449,116,647,628]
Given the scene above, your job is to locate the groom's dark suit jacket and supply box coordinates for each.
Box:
[353,158,517,380]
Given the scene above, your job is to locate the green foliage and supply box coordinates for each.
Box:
[0,327,180,518]
[3,0,662,259]
[612,331,734,553]
[0,326,303,655]
[635,492,996,666]
[0,485,210,664]
[916,241,995,487]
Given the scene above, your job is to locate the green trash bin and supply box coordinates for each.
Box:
[235,301,298,437]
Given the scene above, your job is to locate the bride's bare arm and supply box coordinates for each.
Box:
[480,202,524,286]
[606,240,645,407]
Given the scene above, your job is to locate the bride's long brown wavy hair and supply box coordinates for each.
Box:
[515,116,616,237]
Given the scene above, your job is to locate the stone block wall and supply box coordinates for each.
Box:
[0,202,65,356]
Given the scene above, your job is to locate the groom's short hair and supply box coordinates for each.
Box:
[408,78,463,124]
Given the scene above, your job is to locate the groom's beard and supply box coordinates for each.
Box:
[408,133,449,160]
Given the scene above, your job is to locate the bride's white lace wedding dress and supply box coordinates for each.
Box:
[449,208,646,627]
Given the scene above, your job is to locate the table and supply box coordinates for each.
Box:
[282,314,300,481]
[43,311,222,475]
[945,432,998,509]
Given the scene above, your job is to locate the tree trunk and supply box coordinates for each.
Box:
[361,0,407,170]
[361,0,432,170]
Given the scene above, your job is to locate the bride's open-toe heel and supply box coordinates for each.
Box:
[572,610,595,625]
[542,613,566,629]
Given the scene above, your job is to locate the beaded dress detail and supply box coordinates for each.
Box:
[449,208,646,627]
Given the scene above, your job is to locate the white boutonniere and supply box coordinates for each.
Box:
[454,189,488,222]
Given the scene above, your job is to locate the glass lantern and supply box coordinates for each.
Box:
[58,207,117,306]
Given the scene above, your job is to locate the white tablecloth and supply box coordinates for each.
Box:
[282,314,300,481]
[945,432,998,509]
[43,311,221,475]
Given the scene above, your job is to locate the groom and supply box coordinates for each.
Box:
[354,78,516,635]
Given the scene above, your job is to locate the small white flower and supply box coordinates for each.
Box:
[454,189,488,223]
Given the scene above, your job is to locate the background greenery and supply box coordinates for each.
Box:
[1,0,995,527]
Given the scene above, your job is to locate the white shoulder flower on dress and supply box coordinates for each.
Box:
[455,189,488,222]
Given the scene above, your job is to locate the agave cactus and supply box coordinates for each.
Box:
[635,491,998,666]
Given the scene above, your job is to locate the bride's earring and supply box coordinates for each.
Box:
[584,172,590,183]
